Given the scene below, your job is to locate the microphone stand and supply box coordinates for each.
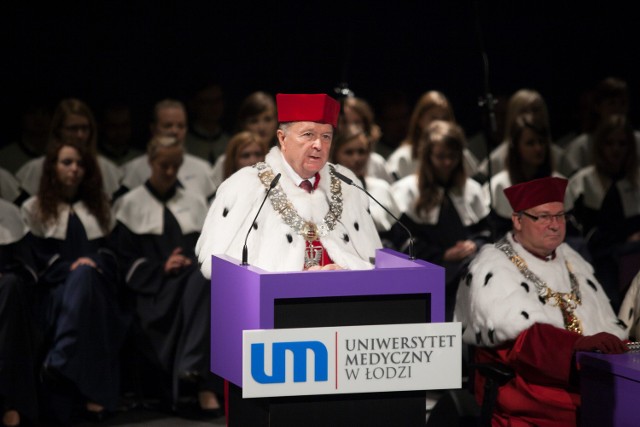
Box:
[473,0,497,242]
[241,173,281,265]
[332,168,415,260]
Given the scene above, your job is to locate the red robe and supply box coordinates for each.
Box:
[474,323,584,427]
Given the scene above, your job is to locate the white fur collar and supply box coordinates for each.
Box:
[115,185,208,235]
[21,196,112,240]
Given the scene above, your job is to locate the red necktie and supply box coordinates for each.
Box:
[299,179,313,193]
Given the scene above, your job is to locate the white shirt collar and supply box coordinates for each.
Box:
[279,149,316,187]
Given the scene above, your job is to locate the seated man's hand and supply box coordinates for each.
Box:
[574,332,628,354]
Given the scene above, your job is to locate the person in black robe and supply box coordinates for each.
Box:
[112,135,222,418]
[389,121,491,320]
[21,138,129,424]
[0,199,38,427]
[566,114,640,311]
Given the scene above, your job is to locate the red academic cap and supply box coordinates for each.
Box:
[276,94,340,127]
[503,177,568,212]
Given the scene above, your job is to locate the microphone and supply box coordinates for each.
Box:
[241,173,281,265]
[332,168,416,260]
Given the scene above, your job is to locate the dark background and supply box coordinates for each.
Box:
[5,1,638,149]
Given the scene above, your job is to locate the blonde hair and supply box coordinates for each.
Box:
[147,135,183,159]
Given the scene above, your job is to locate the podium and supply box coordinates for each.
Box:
[210,248,445,426]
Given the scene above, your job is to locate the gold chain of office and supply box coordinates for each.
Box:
[496,237,583,335]
[255,162,343,242]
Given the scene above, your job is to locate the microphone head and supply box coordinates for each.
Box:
[270,173,282,188]
[332,168,353,185]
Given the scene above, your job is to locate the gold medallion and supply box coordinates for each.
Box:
[302,221,319,242]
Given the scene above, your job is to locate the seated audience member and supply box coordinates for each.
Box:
[0,100,51,175]
[15,98,123,200]
[113,135,222,418]
[222,131,268,181]
[560,77,640,177]
[98,102,143,166]
[386,90,478,182]
[390,120,491,320]
[466,91,508,165]
[330,124,400,242]
[484,113,565,239]
[185,82,230,165]
[21,138,128,424]
[565,114,640,311]
[338,95,393,183]
[455,176,628,427]
[477,88,564,182]
[0,199,38,427]
[373,90,411,157]
[210,91,278,190]
[196,93,381,276]
[0,167,23,204]
[119,99,216,202]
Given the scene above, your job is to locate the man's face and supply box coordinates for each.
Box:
[512,201,566,256]
[151,107,187,142]
[278,121,333,179]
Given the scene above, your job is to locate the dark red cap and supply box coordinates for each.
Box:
[503,177,568,212]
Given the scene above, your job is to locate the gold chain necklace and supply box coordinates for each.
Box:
[255,162,343,242]
[496,237,583,335]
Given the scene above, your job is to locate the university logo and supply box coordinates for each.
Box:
[251,341,329,384]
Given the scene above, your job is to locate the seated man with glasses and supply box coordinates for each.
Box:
[454,176,628,427]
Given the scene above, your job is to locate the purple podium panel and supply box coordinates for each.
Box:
[578,351,640,427]
[210,248,445,387]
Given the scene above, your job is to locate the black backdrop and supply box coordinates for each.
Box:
[5,1,638,149]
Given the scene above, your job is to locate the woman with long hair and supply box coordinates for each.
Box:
[15,98,122,200]
[484,113,564,238]
[330,124,400,240]
[211,91,278,190]
[385,90,478,181]
[390,120,491,320]
[222,131,268,180]
[566,114,640,310]
[21,138,128,423]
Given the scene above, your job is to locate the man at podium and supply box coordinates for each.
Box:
[196,93,382,276]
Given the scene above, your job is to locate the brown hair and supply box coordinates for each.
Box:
[506,113,553,184]
[592,114,638,184]
[415,120,466,216]
[405,91,456,159]
[223,131,268,179]
[50,98,98,154]
[37,138,111,233]
[330,124,370,164]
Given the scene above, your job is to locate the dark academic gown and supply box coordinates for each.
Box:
[113,182,216,405]
[568,168,640,310]
[0,200,38,423]
[390,177,491,321]
[20,197,129,412]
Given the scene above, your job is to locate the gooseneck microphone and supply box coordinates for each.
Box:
[241,173,281,265]
[332,169,416,260]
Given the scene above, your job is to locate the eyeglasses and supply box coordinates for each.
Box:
[520,211,572,225]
